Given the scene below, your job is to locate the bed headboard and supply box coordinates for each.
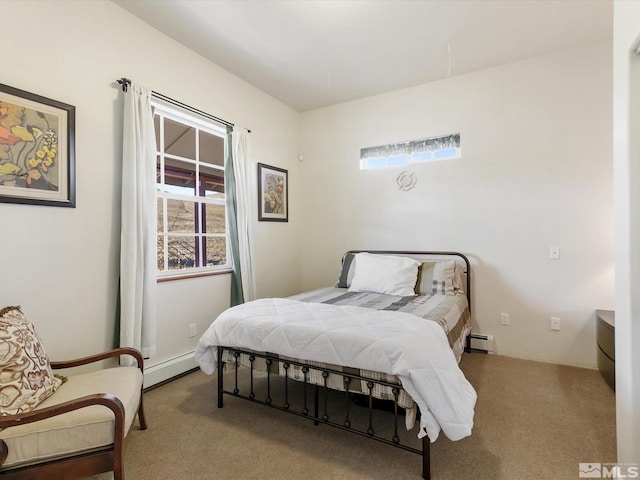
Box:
[342,250,471,314]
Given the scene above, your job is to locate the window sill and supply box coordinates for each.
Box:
[157,268,233,283]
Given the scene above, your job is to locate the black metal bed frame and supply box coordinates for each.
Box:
[215,251,474,480]
[217,346,431,479]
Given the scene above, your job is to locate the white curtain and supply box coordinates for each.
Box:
[232,127,257,301]
[120,83,157,363]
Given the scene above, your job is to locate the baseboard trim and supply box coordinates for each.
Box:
[143,351,198,389]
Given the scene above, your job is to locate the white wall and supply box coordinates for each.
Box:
[1,1,301,368]
[299,43,613,369]
[1,1,618,391]
[613,0,640,464]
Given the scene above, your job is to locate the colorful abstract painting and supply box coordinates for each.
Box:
[0,84,75,207]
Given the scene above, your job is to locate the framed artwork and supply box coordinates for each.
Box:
[0,83,75,207]
[258,163,288,222]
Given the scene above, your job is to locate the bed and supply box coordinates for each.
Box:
[195,250,477,479]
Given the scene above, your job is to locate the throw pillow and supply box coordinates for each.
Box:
[0,306,62,416]
[335,252,356,288]
[417,260,456,295]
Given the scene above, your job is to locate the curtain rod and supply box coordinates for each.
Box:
[117,78,250,133]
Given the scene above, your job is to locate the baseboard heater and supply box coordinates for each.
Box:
[143,351,198,389]
[469,333,494,354]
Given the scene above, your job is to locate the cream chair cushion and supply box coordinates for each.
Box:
[0,365,142,468]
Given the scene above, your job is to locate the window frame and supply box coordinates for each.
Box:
[153,100,230,279]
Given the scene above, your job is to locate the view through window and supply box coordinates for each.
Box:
[360,133,461,169]
[154,102,229,277]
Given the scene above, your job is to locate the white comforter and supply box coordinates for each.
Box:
[195,298,477,442]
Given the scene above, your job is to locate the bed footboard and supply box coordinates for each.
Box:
[216,346,431,480]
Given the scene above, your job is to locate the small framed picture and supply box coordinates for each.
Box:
[258,163,288,222]
[0,83,75,207]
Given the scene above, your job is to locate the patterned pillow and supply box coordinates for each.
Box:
[416,260,456,295]
[0,306,62,416]
[453,262,465,294]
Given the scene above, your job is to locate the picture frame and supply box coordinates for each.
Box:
[258,163,288,222]
[0,83,76,207]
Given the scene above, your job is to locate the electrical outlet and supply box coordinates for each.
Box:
[550,317,561,331]
[500,313,510,325]
[189,323,197,338]
[549,246,560,259]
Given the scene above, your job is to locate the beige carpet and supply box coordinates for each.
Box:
[121,354,616,479]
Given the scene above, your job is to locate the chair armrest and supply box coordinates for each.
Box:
[0,393,125,468]
[50,347,144,371]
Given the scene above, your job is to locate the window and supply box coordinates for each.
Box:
[154,101,229,277]
[360,133,461,170]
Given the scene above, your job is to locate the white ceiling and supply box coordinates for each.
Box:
[114,0,612,112]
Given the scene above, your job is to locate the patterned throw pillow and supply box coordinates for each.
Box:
[416,260,456,295]
[0,306,62,416]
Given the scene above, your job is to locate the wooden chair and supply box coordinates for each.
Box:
[0,347,146,480]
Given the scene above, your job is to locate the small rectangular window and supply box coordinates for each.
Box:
[360,133,460,170]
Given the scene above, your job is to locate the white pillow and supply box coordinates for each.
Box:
[348,253,421,296]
